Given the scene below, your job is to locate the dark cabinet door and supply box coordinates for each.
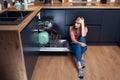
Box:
[86,26,101,42]
[40,9,120,44]
[100,10,120,42]
[21,16,38,80]
[65,9,103,25]
[64,25,101,43]
[41,9,65,38]
[65,9,103,42]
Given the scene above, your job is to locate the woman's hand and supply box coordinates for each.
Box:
[80,17,85,26]
[79,42,87,47]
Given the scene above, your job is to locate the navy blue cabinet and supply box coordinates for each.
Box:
[41,9,120,45]
[65,9,103,25]
[100,10,120,43]
[40,9,65,38]
[86,26,101,42]
[65,9,103,42]
[21,16,38,80]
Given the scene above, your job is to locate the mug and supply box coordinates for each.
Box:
[15,2,21,10]
[22,3,28,10]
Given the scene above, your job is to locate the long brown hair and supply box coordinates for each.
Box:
[72,24,82,39]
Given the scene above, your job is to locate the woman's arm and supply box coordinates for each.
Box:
[70,26,80,44]
[80,17,88,37]
[83,26,88,37]
[70,26,86,47]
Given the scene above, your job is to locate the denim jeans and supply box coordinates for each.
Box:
[70,37,87,62]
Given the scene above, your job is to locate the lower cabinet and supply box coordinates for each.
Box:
[40,9,65,38]
[65,9,103,25]
[100,10,120,43]
[21,16,39,80]
[86,26,101,43]
[64,9,103,43]
[41,9,120,45]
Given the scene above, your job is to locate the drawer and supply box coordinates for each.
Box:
[65,10,103,25]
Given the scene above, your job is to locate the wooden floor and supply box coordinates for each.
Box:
[32,46,120,80]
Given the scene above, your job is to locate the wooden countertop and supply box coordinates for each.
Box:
[0,2,120,31]
[0,6,42,32]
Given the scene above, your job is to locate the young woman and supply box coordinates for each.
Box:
[69,17,88,79]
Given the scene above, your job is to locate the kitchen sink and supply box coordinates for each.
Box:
[71,3,97,6]
[0,11,33,25]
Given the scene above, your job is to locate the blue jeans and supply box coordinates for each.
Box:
[70,37,87,62]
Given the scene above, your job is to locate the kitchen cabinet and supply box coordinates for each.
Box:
[86,26,101,42]
[100,10,120,43]
[21,15,39,80]
[40,9,65,38]
[65,9,103,25]
[41,9,120,45]
[65,9,103,42]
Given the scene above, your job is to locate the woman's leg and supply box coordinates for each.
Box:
[70,43,84,78]
[70,43,82,63]
[79,37,87,68]
[79,37,87,55]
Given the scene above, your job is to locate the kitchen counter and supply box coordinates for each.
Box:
[0,6,42,31]
[0,5,42,80]
[0,2,120,31]
[0,2,120,80]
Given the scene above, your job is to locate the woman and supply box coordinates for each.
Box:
[69,17,88,79]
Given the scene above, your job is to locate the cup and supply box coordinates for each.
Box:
[22,3,28,10]
[15,2,21,10]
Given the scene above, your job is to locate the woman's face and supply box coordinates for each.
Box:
[75,21,81,28]
[75,17,81,28]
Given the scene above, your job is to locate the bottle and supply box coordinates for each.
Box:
[12,0,15,6]
[3,0,8,9]
[101,0,107,3]
[8,3,11,8]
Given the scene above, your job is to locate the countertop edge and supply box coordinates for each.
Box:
[0,2,120,31]
[0,6,42,31]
